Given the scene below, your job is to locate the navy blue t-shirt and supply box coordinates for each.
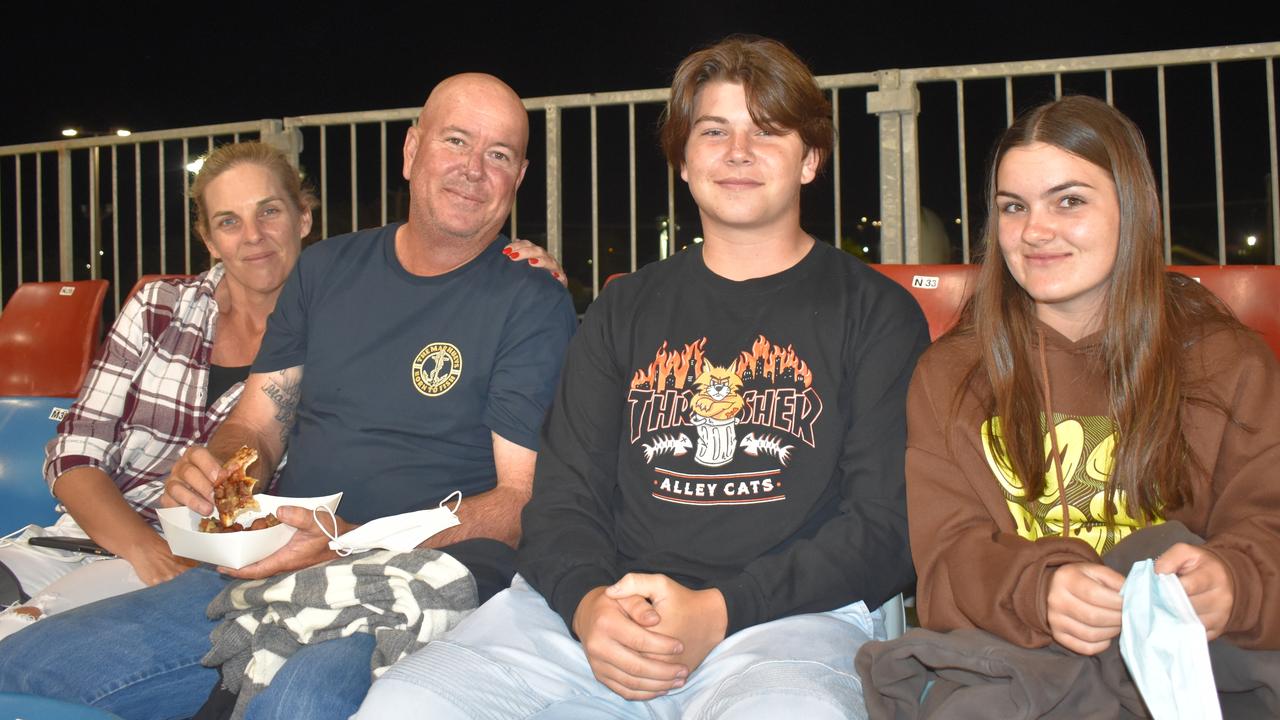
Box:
[253,223,576,523]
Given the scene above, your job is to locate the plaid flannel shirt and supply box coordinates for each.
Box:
[43,265,244,524]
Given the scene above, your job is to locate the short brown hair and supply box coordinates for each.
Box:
[190,141,316,242]
[660,36,834,173]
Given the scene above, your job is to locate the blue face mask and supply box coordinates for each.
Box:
[1118,558,1222,720]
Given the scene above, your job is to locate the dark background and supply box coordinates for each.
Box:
[1,5,1269,145]
[1,3,1275,310]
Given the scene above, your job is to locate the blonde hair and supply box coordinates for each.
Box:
[190,141,316,242]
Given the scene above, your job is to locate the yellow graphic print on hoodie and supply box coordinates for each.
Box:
[981,413,1159,554]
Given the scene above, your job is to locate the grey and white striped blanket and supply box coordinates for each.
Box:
[202,549,477,720]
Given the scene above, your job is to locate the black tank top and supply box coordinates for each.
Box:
[206,364,251,408]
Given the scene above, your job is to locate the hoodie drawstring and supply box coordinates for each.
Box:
[1038,327,1072,539]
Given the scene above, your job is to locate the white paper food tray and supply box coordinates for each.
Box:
[157,492,342,569]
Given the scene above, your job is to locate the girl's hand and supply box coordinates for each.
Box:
[1155,543,1234,640]
[1046,561,1125,654]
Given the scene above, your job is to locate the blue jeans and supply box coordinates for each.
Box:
[0,566,376,720]
[357,575,883,720]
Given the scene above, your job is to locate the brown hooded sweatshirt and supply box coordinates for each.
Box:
[906,320,1280,650]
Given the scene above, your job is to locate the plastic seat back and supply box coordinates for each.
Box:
[871,264,978,341]
[1170,266,1280,362]
[0,280,109,396]
[0,396,69,534]
[881,593,908,639]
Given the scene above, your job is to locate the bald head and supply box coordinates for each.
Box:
[419,73,529,161]
[400,72,531,260]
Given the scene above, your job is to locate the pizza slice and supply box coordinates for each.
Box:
[211,446,261,529]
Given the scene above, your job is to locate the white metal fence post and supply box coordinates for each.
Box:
[57,147,73,280]
[545,105,563,262]
[867,69,921,264]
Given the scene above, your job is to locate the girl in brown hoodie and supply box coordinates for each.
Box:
[906,96,1280,663]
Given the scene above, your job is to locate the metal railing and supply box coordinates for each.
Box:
[0,121,283,315]
[3,41,1277,315]
[875,42,1280,265]
[282,86,706,299]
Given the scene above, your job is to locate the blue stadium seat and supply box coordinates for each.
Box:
[0,396,69,535]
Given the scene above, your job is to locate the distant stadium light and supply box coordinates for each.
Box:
[1246,235,1258,247]
[62,128,79,137]
[186,157,205,174]
[115,129,132,137]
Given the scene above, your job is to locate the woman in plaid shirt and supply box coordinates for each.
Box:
[0,142,316,638]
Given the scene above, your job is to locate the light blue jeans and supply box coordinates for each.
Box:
[357,575,882,720]
[0,565,376,720]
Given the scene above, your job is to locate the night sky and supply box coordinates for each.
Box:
[2,5,1270,147]
[2,4,1274,305]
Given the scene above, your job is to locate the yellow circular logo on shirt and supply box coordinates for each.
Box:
[411,342,463,397]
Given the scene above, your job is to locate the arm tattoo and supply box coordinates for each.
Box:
[261,374,301,448]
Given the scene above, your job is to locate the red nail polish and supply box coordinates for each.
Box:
[502,247,513,255]
[529,258,539,264]
[509,252,520,259]
[553,272,561,279]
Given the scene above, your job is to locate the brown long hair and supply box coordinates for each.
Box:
[956,95,1235,521]
[659,35,834,173]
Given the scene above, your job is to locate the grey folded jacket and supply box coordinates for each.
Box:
[856,627,1146,719]
[857,522,1280,719]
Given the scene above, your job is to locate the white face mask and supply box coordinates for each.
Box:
[1118,558,1222,720]
[312,491,462,556]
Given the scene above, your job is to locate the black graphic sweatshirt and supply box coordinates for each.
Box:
[518,242,929,635]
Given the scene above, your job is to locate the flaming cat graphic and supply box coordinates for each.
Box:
[689,363,745,466]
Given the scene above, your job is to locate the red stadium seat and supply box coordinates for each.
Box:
[869,263,1279,356]
[0,280,109,397]
[1170,265,1280,361]
[871,264,978,341]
